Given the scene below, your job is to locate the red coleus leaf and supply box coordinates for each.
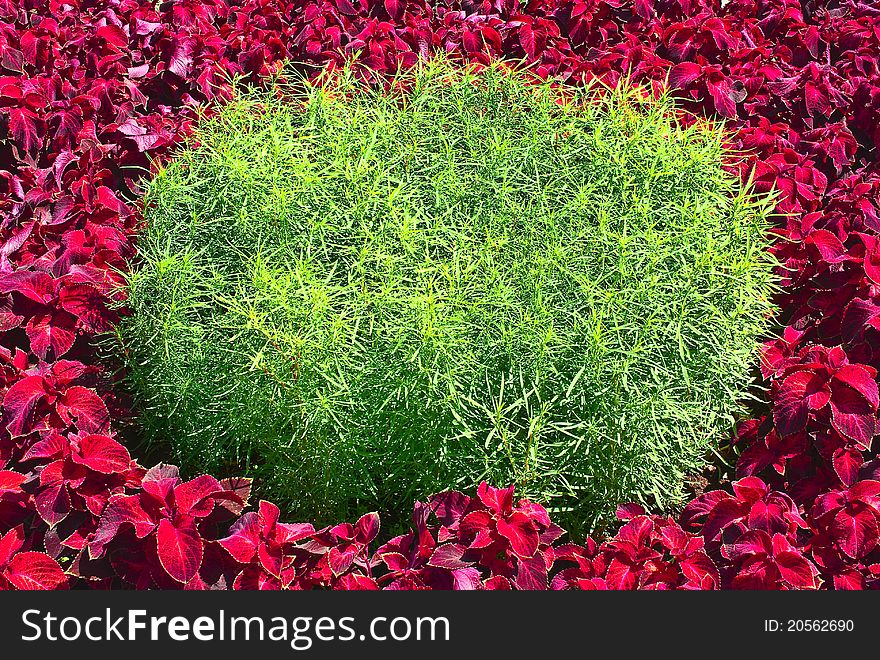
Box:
[384,0,404,21]
[729,529,772,560]
[732,555,778,590]
[0,526,25,565]
[829,367,879,447]
[849,481,880,505]
[428,544,472,570]
[496,511,540,558]
[633,0,654,19]
[774,370,830,437]
[89,494,157,558]
[462,29,482,54]
[833,447,863,486]
[707,78,738,119]
[168,37,196,78]
[832,570,864,591]
[216,477,252,517]
[328,546,357,577]
[832,506,879,559]
[605,558,639,590]
[0,470,26,494]
[52,109,83,152]
[484,575,512,590]
[354,512,380,545]
[451,567,481,590]
[34,482,71,526]
[459,509,494,549]
[679,552,720,590]
[58,386,110,435]
[7,107,44,159]
[25,433,71,469]
[732,477,771,504]
[518,23,545,59]
[156,518,203,583]
[59,283,112,332]
[26,310,77,359]
[0,293,23,331]
[233,566,279,590]
[616,503,647,521]
[834,365,880,409]
[807,229,848,263]
[71,434,131,474]
[174,474,223,518]
[429,490,470,529]
[0,270,56,304]
[3,375,51,437]
[842,299,880,344]
[219,512,261,564]
[4,552,68,590]
[701,497,749,542]
[476,481,514,514]
[274,521,315,545]
[515,554,549,590]
[615,516,655,548]
[334,573,380,590]
[771,535,819,589]
[335,0,358,15]
[669,62,702,88]
[96,24,128,49]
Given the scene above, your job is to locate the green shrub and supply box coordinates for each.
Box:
[120,59,776,531]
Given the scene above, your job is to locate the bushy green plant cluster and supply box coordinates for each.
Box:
[120,59,776,531]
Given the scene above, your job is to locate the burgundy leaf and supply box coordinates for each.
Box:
[384,0,404,20]
[428,543,472,570]
[59,283,112,332]
[515,554,548,590]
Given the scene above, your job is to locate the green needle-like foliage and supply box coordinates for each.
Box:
[120,58,777,532]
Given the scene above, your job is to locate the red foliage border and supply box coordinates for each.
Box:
[0,0,879,590]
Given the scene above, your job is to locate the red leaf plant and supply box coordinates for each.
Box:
[0,524,67,590]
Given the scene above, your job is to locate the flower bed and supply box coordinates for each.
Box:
[0,0,878,589]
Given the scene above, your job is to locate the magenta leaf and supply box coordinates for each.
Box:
[156,518,203,583]
[58,386,110,435]
[669,62,702,88]
[515,554,549,590]
[59,283,112,332]
[428,543,472,570]
[7,107,44,160]
[3,376,50,437]
[384,0,404,20]
[219,512,261,564]
[34,482,71,526]
[4,552,68,590]
[26,311,77,359]
[496,512,540,558]
[832,507,879,559]
[354,511,380,545]
[72,434,131,474]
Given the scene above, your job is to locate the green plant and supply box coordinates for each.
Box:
[119,58,776,531]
